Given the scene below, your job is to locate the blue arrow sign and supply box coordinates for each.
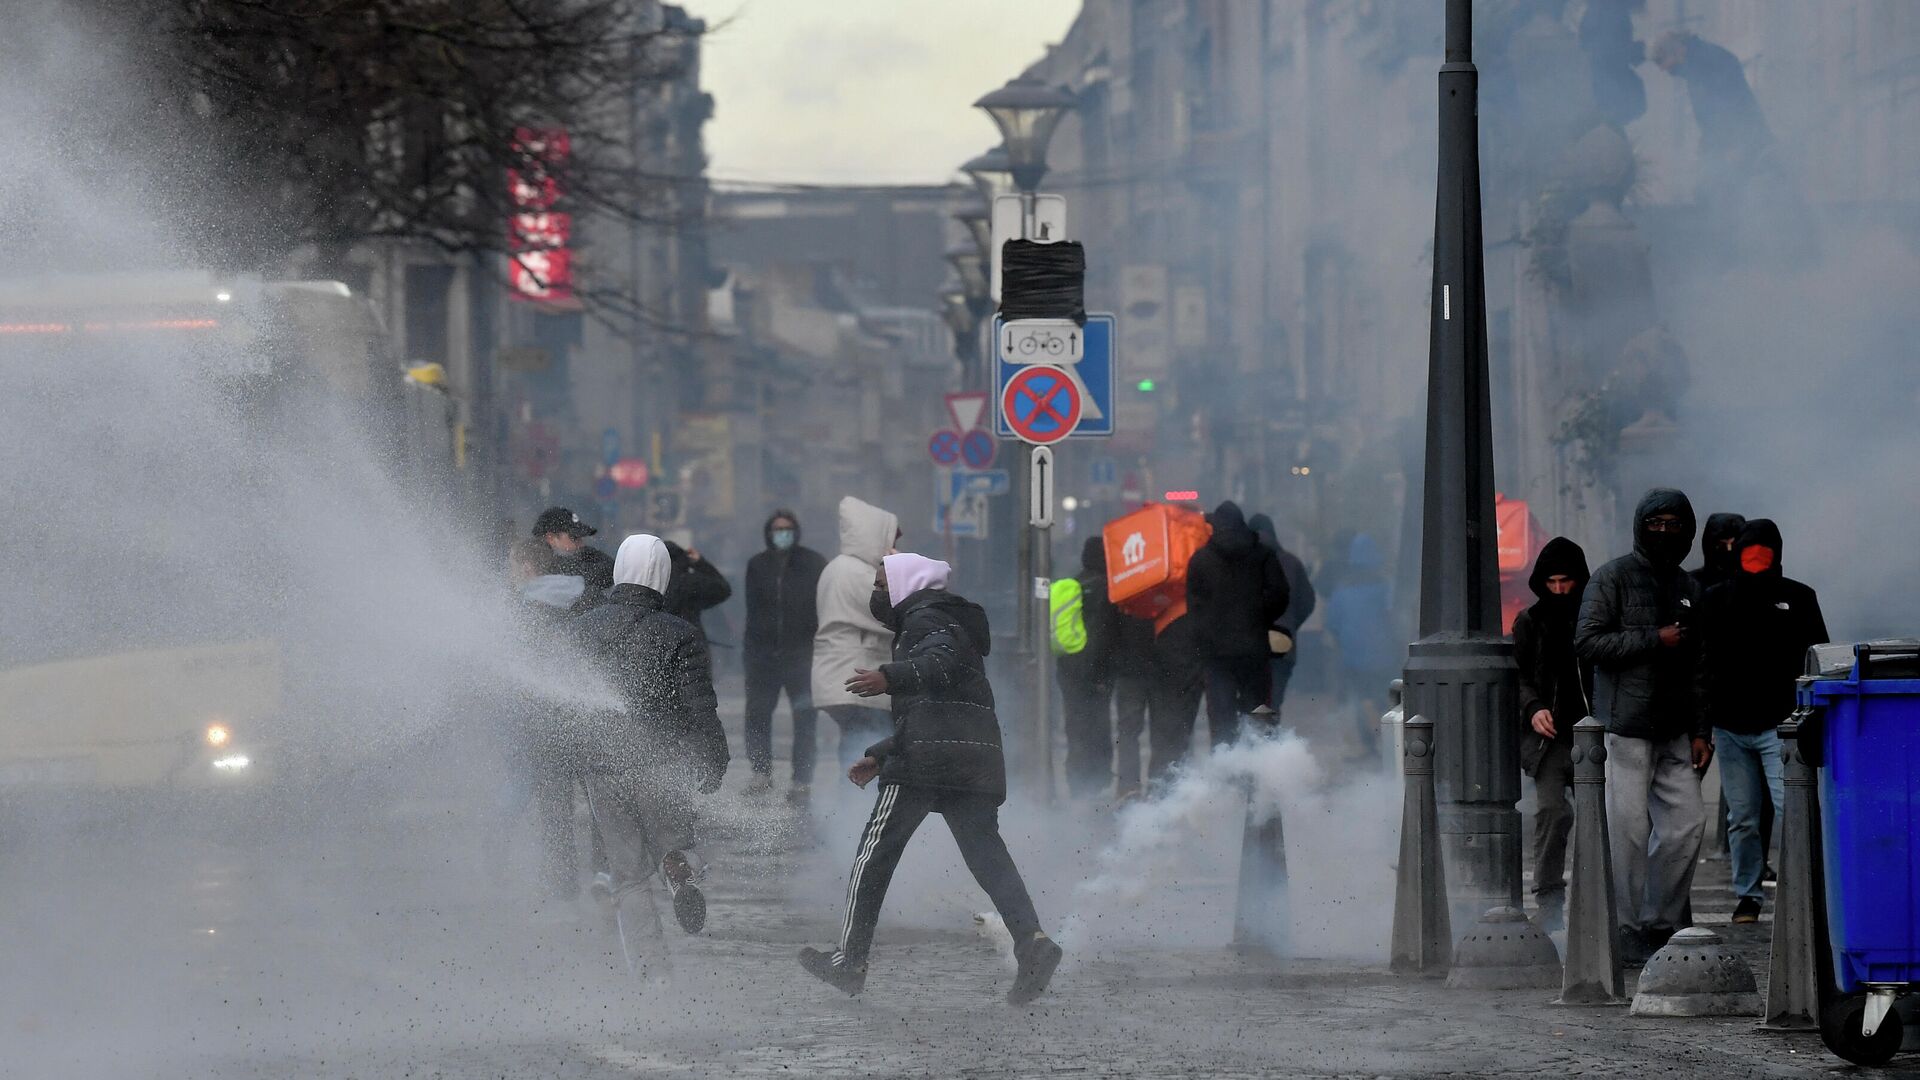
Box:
[994,312,1117,438]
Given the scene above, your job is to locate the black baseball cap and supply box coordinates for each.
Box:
[533,506,596,539]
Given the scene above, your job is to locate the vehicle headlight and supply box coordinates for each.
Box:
[205,723,231,747]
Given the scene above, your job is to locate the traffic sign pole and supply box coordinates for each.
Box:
[1029,444,1054,801]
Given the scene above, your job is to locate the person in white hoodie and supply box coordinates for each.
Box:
[570,534,729,979]
[811,497,900,768]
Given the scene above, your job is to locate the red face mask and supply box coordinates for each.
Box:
[1740,545,1776,574]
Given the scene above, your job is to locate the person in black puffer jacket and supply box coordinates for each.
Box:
[1186,501,1290,746]
[799,553,1061,1005]
[571,533,730,973]
[1512,536,1593,931]
[1575,487,1710,960]
[1701,518,1827,922]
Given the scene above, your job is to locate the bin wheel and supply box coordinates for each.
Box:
[1821,995,1904,1067]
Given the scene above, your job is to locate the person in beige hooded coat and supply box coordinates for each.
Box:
[812,496,899,767]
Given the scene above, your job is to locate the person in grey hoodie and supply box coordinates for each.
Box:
[1575,488,1710,963]
[811,497,900,768]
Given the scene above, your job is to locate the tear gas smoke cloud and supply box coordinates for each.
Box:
[1061,730,1399,961]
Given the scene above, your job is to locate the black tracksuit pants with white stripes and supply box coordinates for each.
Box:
[833,783,1042,969]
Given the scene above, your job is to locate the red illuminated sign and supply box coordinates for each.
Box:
[1163,490,1199,502]
[508,127,573,303]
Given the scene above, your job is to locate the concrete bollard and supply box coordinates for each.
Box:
[1447,906,1562,990]
[1761,710,1825,1031]
[1631,927,1761,1017]
[1390,714,1450,976]
[1233,706,1289,956]
[1557,716,1623,1005]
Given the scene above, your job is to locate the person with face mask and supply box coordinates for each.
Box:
[741,510,827,801]
[1576,488,1711,965]
[1692,512,1747,593]
[1691,511,1746,865]
[1512,537,1593,933]
[1700,519,1828,924]
[570,534,730,979]
[799,553,1061,1005]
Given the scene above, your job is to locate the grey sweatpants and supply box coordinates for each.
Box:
[1604,733,1706,932]
[582,768,698,974]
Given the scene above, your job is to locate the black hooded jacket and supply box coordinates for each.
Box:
[1700,519,1829,735]
[662,540,732,643]
[867,588,1006,804]
[556,544,616,592]
[1186,501,1290,660]
[1059,536,1120,685]
[1575,488,1707,742]
[742,510,827,661]
[1513,537,1595,766]
[570,583,729,791]
[1248,513,1318,638]
[1692,512,1747,593]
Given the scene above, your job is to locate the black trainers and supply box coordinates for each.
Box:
[799,946,867,996]
[660,851,706,935]
[1733,897,1763,924]
[1008,932,1063,1005]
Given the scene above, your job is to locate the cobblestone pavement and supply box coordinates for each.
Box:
[0,692,1841,1078]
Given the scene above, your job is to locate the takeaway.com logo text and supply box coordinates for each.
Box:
[1111,531,1162,586]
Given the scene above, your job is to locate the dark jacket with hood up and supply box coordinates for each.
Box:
[1186,501,1290,660]
[867,588,1006,804]
[662,540,733,643]
[572,583,730,791]
[742,510,827,662]
[1059,536,1120,686]
[1575,488,1707,742]
[556,544,616,592]
[1700,519,1829,735]
[1691,512,1747,594]
[1513,537,1595,771]
[1249,513,1318,639]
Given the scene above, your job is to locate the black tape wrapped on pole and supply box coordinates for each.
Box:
[999,240,1086,326]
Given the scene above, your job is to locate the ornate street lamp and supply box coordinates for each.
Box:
[972,77,1076,194]
[961,146,1017,208]
[945,243,990,316]
[953,203,992,262]
[1402,0,1523,924]
[939,286,976,367]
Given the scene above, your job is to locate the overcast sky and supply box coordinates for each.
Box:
[680,0,1081,186]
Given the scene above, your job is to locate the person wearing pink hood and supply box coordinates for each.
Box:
[799,553,1062,1005]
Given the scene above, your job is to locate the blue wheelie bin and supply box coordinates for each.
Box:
[1802,640,1920,1066]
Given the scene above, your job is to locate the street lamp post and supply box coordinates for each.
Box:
[961,146,1017,211]
[975,75,1075,799]
[1402,0,1523,927]
[954,204,993,266]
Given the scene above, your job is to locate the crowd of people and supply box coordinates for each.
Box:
[493,484,1827,994]
[501,497,1061,1000]
[1518,489,1827,963]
